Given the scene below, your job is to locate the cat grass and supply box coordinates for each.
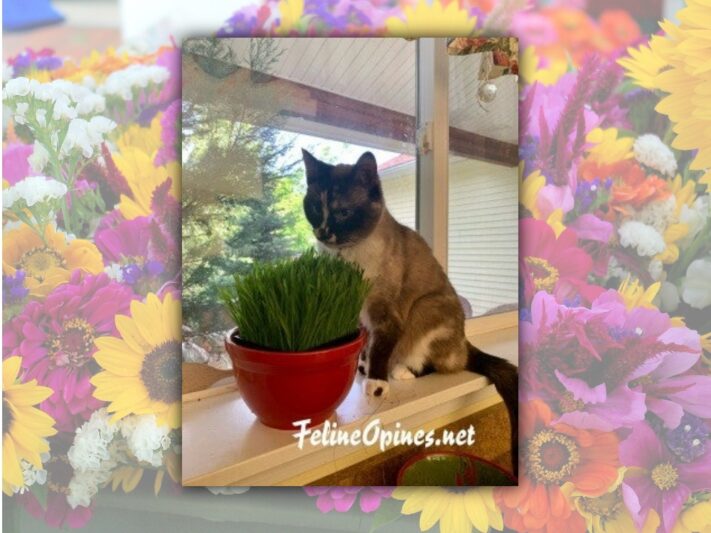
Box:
[220,249,371,352]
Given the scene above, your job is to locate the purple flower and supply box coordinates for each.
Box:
[2,272,135,431]
[621,422,711,533]
[154,99,180,166]
[663,413,709,463]
[3,271,29,305]
[304,487,393,513]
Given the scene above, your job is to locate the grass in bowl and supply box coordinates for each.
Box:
[220,249,371,352]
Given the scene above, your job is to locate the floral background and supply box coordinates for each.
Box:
[3,0,711,532]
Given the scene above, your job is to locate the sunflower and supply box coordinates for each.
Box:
[619,1,711,171]
[385,0,477,38]
[2,223,104,298]
[393,486,503,533]
[3,356,57,495]
[114,147,180,220]
[617,39,667,90]
[91,292,181,429]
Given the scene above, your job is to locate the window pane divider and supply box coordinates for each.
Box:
[415,38,449,271]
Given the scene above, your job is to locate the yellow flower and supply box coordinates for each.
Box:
[585,128,634,166]
[574,487,659,533]
[116,113,163,157]
[546,209,566,238]
[673,498,711,533]
[670,174,697,216]
[521,169,545,218]
[656,222,689,264]
[3,356,57,495]
[618,275,660,309]
[520,46,568,86]
[634,2,711,171]
[386,0,477,38]
[91,292,181,429]
[393,486,503,533]
[2,223,104,298]
[114,147,180,220]
[618,40,668,90]
[276,0,306,35]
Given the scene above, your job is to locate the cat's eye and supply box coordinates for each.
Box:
[333,208,353,221]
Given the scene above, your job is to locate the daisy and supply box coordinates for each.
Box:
[91,292,181,429]
[3,356,57,495]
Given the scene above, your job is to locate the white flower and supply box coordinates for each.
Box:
[3,77,31,98]
[14,102,28,124]
[659,281,680,312]
[648,258,664,282]
[28,141,50,173]
[680,195,710,246]
[119,415,171,468]
[618,221,666,257]
[75,92,106,115]
[633,134,677,177]
[35,108,47,127]
[60,118,95,158]
[681,257,711,309]
[100,65,169,100]
[2,176,67,209]
[52,94,77,121]
[104,263,124,282]
[87,116,116,143]
[629,196,675,234]
[67,469,111,509]
[68,408,119,473]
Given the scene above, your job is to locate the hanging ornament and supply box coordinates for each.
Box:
[478,81,497,103]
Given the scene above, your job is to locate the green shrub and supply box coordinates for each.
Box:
[220,249,371,352]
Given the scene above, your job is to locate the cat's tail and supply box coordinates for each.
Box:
[466,343,518,477]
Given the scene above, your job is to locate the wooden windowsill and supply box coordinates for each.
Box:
[182,324,518,486]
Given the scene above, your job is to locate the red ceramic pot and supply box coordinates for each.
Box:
[225,328,366,430]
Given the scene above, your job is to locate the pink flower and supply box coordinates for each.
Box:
[2,143,33,185]
[621,422,711,533]
[3,272,135,431]
[520,218,603,306]
[511,12,558,48]
[303,487,393,513]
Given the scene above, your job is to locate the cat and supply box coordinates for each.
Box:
[302,149,519,474]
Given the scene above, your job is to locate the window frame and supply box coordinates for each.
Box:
[416,38,517,333]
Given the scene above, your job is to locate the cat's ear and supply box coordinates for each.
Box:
[355,151,378,184]
[302,149,322,184]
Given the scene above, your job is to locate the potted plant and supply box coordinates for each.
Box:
[220,249,370,430]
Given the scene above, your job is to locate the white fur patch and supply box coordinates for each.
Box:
[398,325,452,374]
[364,378,389,398]
[391,364,416,380]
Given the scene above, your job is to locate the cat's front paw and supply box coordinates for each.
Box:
[364,378,389,398]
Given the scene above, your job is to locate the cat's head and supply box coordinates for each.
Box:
[302,149,384,247]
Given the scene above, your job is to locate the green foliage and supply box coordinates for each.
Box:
[220,249,371,352]
[182,38,313,331]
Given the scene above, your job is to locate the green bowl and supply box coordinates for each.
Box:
[397,451,517,486]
